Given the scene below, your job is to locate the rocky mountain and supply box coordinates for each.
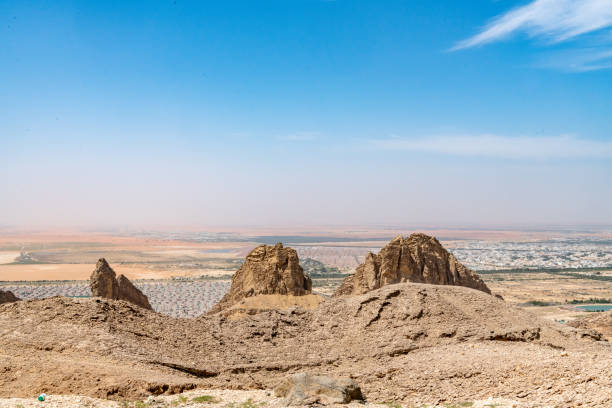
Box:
[90,258,152,310]
[0,282,609,406]
[208,243,312,314]
[0,289,19,305]
[334,233,491,296]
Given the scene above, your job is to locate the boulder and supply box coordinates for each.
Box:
[0,289,19,305]
[274,373,364,405]
[208,243,312,314]
[334,233,490,296]
[89,258,152,310]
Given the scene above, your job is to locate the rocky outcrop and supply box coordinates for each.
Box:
[116,274,152,311]
[0,289,19,305]
[334,233,490,296]
[275,373,364,405]
[208,243,311,314]
[90,258,118,300]
[568,310,612,341]
[89,258,152,310]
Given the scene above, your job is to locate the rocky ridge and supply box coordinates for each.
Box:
[334,233,491,296]
[90,258,152,310]
[1,282,610,406]
[208,243,312,314]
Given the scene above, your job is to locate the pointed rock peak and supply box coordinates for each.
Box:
[408,232,437,242]
[95,258,114,274]
[391,234,404,243]
[90,259,152,310]
[334,233,490,297]
[116,274,152,310]
[208,243,312,314]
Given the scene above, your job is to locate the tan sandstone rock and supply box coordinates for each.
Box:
[334,233,491,296]
[89,258,152,310]
[275,372,364,405]
[0,290,19,305]
[208,243,312,314]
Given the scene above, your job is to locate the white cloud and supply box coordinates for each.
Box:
[371,134,612,159]
[454,0,612,50]
[537,47,612,71]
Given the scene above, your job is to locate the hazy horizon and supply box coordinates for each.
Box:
[2,0,611,228]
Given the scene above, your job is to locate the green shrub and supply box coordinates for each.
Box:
[192,395,220,404]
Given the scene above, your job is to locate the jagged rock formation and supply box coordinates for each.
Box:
[208,243,312,314]
[0,289,19,305]
[116,274,153,311]
[334,233,490,296]
[90,258,152,310]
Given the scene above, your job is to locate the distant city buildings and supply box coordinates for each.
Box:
[445,238,612,270]
[294,238,612,271]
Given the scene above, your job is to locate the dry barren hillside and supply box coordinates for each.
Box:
[1,282,611,407]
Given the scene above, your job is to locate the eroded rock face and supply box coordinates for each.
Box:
[0,289,19,305]
[208,243,311,314]
[275,373,364,406]
[90,258,119,299]
[334,233,491,296]
[89,258,152,310]
[116,274,153,310]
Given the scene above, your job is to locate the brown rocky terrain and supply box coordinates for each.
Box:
[208,243,312,314]
[221,294,325,319]
[90,258,152,310]
[568,310,612,341]
[334,233,491,296]
[1,282,610,406]
[0,289,19,305]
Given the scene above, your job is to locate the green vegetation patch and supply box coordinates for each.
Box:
[192,395,220,404]
[223,399,265,408]
[443,402,473,408]
[568,297,612,304]
[523,300,559,307]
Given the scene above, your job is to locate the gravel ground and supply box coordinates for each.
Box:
[0,281,231,317]
[0,389,522,408]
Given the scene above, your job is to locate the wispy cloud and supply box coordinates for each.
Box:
[453,0,612,50]
[371,134,612,159]
[536,47,612,71]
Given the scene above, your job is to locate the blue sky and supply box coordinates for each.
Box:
[1,0,611,228]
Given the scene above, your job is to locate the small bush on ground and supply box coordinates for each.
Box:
[192,395,220,404]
